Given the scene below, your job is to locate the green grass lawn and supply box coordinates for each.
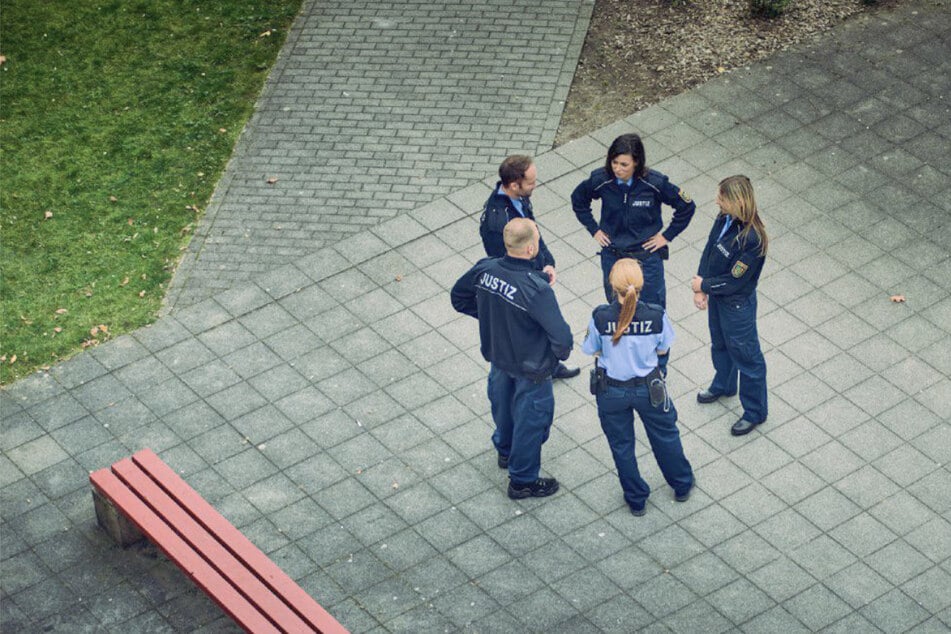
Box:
[1,0,301,384]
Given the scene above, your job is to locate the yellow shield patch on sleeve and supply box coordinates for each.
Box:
[731,262,749,278]
[678,189,692,203]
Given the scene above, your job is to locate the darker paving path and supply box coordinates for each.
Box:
[166,0,595,310]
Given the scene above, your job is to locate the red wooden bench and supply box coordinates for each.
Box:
[90,448,348,634]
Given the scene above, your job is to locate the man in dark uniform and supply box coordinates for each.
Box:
[452,218,572,499]
[479,154,580,380]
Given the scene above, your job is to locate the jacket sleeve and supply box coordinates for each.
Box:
[571,175,601,235]
[700,238,765,297]
[479,206,507,258]
[537,235,556,269]
[657,312,675,353]
[450,264,480,318]
[581,317,601,356]
[657,175,696,242]
[527,285,573,361]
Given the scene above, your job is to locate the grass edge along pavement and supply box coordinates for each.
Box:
[0,0,302,384]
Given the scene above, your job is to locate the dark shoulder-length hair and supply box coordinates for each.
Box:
[605,134,648,179]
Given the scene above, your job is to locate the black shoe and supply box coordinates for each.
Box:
[731,418,763,436]
[630,506,646,517]
[508,478,560,499]
[497,453,509,469]
[697,389,731,404]
[675,483,693,503]
[553,363,580,379]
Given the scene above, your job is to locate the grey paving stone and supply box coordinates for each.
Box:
[782,584,852,631]
[3,373,63,409]
[871,490,936,536]
[868,538,935,586]
[5,435,68,476]
[748,556,818,604]
[790,535,859,581]
[707,577,774,626]
[49,416,114,454]
[738,605,810,634]
[834,464,901,510]
[859,587,932,633]
[760,461,826,506]
[587,593,656,634]
[825,561,893,611]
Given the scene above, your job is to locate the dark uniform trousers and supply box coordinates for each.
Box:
[596,384,692,511]
[708,293,768,423]
[488,365,554,485]
[600,249,666,308]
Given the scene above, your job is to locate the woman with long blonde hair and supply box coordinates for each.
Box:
[691,175,769,436]
[582,258,694,516]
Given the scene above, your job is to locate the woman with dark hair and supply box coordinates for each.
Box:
[691,175,769,436]
[582,258,694,516]
[571,133,696,306]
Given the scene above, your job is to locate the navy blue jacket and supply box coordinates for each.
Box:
[697,215,766,300]
[479,183,555,271]
[571,167,696,251]
[451,256,572,381]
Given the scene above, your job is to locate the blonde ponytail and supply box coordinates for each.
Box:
[608,259,644,345]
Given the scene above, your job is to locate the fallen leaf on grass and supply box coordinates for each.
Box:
[53,327,62,334]
[55,308,68,315]
[259,30,272,37]
[218,128,227,133]
[120,277,129,287]
[0,55,7,66]
[9,355,17,364]
[109,196,118,203]
[186,205,200,213]
[138,290,146,297]
[44,211,53,220]
[890,295,906,303]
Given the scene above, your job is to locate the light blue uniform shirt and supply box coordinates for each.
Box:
[582,308,675,380]
[717,215,733,241]
[497,185,525,216]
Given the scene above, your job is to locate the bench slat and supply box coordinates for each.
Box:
[111,457,315,633]
[90,469,280,634]
[132,449,347,634]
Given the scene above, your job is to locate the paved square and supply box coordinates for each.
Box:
[2,2,950,632]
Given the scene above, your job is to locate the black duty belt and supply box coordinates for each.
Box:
[601,245,669,261]
[606,374,652,387]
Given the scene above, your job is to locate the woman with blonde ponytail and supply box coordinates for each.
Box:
[582,258,694,516]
